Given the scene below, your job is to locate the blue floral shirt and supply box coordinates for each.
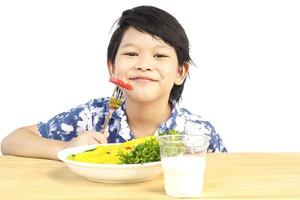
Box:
[37,98,227,152]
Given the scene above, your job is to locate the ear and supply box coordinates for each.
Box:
[107,60,115,76]
[174,63,189,85]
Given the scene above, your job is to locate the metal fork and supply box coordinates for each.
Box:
[102,86,124,138]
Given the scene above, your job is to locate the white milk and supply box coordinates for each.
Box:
[161,155,206,197]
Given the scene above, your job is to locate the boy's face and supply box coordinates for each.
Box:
[108,27,188,103]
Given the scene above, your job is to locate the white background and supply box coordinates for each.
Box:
[1,0,299,152]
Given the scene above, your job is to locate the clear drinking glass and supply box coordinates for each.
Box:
[158,134,210,197]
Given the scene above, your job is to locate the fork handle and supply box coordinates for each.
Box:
[101,109,113,139]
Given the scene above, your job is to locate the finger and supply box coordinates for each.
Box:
[92,133,108,144]
[103,126,109,139]
[87,138,100,145]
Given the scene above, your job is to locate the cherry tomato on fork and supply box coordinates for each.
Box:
[109,77,133,91]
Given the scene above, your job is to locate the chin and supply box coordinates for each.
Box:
[125,91,160,103]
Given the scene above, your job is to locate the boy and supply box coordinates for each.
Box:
[1,6,227,160]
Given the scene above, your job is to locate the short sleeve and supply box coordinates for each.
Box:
[179,106,227,153]
[202,121,227,153]
[37,98,108,141]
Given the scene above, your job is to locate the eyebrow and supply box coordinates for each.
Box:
[119,43,171,50]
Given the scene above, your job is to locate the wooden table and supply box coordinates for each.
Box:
[1,153,300,199]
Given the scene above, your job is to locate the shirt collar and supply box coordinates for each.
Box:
[111,100,186,141]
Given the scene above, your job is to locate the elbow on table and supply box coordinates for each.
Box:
[1,126,37,155]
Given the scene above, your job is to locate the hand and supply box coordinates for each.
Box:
[63,131,108,149]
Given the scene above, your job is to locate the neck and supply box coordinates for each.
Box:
[125,97,172,138]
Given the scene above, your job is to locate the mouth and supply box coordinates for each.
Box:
[129,76,158,82]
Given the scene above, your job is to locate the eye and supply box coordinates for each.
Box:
[123,52,138,56]
[154,54,168,58]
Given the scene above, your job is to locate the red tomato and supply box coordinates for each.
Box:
[109,77,133,90]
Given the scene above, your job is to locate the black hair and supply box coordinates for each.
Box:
[107,5,192,101]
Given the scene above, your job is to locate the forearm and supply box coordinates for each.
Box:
[1,127,66,160]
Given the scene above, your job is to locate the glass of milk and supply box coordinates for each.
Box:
[157,134,210,197]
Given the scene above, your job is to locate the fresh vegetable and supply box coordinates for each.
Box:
[109,77,133,91]
[118,129,183,164]
[118,137,160,164]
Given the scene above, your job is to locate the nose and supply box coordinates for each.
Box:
[134,56,153,71]
[134,65,153,71]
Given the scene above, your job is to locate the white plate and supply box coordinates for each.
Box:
[57,144,162,183]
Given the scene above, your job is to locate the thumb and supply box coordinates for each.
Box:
[103,125,110,140]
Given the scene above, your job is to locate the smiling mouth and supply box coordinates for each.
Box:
[129,77,158,82]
